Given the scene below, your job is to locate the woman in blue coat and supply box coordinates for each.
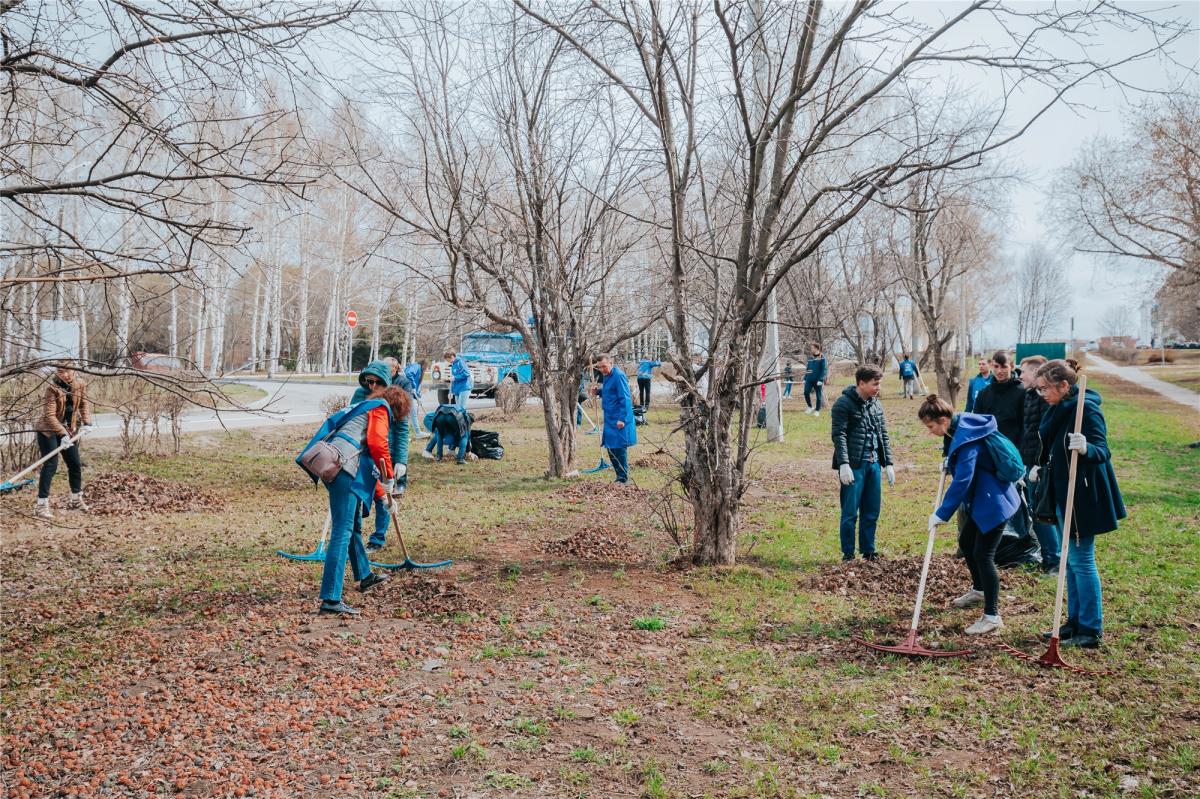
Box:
[595,353,636,484]
[920,394,1021,635]
[1031,359,1125,649]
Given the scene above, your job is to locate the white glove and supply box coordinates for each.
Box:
[79,425,95,437]
[928,512,948,532]
[885,465,895,487]
[381,479,395,495]
[1027,465,1040,483]
[838,464,854,485]
[817,381,823,387]
[393,463,407,478]
[1067,433,1087,454]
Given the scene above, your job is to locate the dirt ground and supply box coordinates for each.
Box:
[2,379,1198,798]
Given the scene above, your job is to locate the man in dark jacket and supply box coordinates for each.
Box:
[1018,355,1059,573]
[973,351,1024,446]
[830,364,896,561]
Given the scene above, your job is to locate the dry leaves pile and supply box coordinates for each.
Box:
[804,554,968,604]
[391,572,479,617]
[543,526,638,562]
[87,471,221,516]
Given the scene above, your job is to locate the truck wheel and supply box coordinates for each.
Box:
[438,389,450,405]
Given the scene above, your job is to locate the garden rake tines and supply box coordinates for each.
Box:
[371,495,452,571]
[1000,375,1109,677]
[854,470,973,659]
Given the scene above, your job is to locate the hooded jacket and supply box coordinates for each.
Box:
[404,363,423,397]
[450,356,472,395]
[830,384,893,469]
[935,413,1021,532]
[1038,386,1125,537]
[1020,386,1049,466]
[351,361,410,484]
[973,376,1025,448]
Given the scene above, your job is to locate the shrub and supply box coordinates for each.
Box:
[494,379,531,416]
[320,393,351,417]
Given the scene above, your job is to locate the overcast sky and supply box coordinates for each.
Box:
[941,1,1200,343]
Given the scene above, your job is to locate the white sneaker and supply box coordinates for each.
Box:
[813,411,820,418]
[804,408,814,415]
[33,498,52,520]
[952,588,984,608]
[420,450,435,460]
[965,614,1004,635]
[67,492,89,511]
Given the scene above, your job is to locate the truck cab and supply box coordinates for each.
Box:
[429,331,533,402]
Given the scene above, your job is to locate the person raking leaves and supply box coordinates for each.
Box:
[919,394,1023,635]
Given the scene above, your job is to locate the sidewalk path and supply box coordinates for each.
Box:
[1087,355,1200,413]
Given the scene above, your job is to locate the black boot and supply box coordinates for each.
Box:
[1041,619,1077,641]
[358,572,389,592]
[1061,627,1102,649]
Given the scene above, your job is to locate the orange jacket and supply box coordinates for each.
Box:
[366,405,393,498]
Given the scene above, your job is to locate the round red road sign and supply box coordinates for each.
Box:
[346,310,358,328]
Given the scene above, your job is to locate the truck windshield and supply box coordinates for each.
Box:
[465,337,517,354]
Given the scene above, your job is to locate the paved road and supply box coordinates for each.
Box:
[1087,355,1200,413]
[83,379,508,440]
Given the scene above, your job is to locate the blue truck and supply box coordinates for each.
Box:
[429,331,533,403]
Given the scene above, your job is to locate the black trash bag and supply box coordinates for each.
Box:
[469,429,504,460]
[996,519,1042,569]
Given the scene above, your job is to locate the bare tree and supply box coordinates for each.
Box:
[1014,243,1067,343]
[518,0,1186,565]
[1101,305,1134,339]
[342,5,657,477]
[1054,93,1200,281]
[1,1,355,379]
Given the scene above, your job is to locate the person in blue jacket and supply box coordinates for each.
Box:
[404,361,427,439]
[897,353,920,399]
[803,342,828,416]
[920,394,1021,635]
[595,353,636,484]
[445,348,472,411]
[350,360,411,552]
[636,358,661,409]
[964,358,992,412]
[1031,359,1125,649]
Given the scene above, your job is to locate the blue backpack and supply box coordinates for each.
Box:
[981,431,1024,484]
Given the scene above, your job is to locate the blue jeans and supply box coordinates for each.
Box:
[428,430,468,462]
[1066,534,1103,634]
[1023,482,1060,567]
[454,387,470,411]
[783,381,793,397]
[321,471,372,602]
[608,447,629,483]
[358,495,390,549]
[839,461,881,558]
[409,400,423,436]
[804,380,823,411]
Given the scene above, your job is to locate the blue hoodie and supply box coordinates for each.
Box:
[935,412,1021,533]
[965,373,993,412]
[404,363,423,397]
[450,356,471,395]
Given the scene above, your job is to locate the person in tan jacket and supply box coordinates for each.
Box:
[33,365,93,519]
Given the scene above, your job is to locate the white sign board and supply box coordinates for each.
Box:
[38,320,81,362]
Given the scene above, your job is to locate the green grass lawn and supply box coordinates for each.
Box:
[2,372,1196,798]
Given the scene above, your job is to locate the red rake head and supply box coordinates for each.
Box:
[854,631,973,659]
[999,638,1111,677]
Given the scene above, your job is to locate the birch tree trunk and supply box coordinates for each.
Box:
[249,275,260,373]
[297,212,310,373]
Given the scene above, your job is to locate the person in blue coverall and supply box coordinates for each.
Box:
[595,354,636,484]
[404,361,427,438]
[897,353,920,399]
[965,359,992,412]
[920,394,1021,636]
[636,358,661,409]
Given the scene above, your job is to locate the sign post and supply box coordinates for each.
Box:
[346,310,357,373]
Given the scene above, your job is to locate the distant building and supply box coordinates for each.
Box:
[1098,335,1137,349]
